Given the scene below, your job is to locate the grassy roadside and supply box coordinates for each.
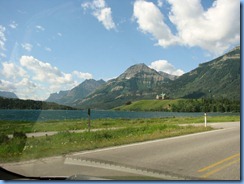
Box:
[0,116,239,163]
[0,124,213,163]
[0,115,239,135]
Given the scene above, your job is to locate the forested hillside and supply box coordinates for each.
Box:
[0,97,76,110]
[115,98,240,112]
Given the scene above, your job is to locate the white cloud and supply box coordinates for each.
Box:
[36,25,45,31]
[0,56,93,100]
[133,0,240,55]
[81,0,116,30]
[9,21,18,29]
[149,60,184,76]
[45,47,52,52]
[0,79,16,92]
[157,0,163,7]
[133,0,178,47]
[17,78,36,88]
[0,25,6,57]
[73,70,93,79]
[1,62,27,79]
[15,78,42,100]
[168,0,240,55]
[17,56,93,100]
[21,43,33,52]
[20,56,68,83]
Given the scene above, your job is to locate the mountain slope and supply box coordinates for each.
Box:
[169,46,240,99]
[46,90,69,103]
[77,46,240,109]
[75,64,177,109]
[0,91,18,99]
[46,79,105,106]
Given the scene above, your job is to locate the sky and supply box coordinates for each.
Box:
[0,0,240,100]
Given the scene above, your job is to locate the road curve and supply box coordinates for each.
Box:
[2,122,240,180]
[66,122,240,180]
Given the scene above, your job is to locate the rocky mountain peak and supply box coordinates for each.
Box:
[118,63,159,80]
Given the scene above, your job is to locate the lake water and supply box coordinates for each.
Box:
[0,109,239,122]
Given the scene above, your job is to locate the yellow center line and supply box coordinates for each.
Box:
[201,158,240,178]
[198,153,240,173]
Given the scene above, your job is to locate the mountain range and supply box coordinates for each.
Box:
[74,64,177,109]
[45,46,240,109]
[40,46,240,109]
[2,46,239,110]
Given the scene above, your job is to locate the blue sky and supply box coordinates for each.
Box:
[0,0,240,100]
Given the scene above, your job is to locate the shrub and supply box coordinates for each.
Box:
[125,101,132,105]
[0,134,9,144]
[94,131,114,140]
[13,131,27,139]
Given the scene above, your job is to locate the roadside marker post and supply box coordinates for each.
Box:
[88,108,91,132]
[204,113,207,127]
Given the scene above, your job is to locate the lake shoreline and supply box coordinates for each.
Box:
[0,109,240,122]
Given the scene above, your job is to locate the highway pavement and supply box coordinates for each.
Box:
[2,122,240,180]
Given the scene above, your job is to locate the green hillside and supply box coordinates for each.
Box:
[114,98,240,112]
[77,46,240,110]
[169,46,240,100]
[114,99,180,111]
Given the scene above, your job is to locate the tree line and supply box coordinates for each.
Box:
[0,97,76,110]
[169,98,240,112]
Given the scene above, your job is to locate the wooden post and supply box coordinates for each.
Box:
[88,108,91,132]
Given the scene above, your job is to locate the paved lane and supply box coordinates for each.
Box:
[66,122,240,180]
[2,122,240,180]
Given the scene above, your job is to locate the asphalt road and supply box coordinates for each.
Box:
[65,122,240,180]
[2,122,240,180]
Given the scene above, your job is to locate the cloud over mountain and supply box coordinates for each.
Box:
[0,56,93,100]
[149,60,184,76]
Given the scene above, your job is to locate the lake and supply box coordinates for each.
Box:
[0,109,239,122]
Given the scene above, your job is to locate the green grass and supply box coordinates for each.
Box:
[0,119,124,134]
[0,115,239,135]
[114,99,181,111]
[0,116,239,163]
[0,123,213,162]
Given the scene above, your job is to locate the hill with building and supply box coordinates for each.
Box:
[74,63,177,109]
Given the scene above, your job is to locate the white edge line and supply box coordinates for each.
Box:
[69,126,238,157]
